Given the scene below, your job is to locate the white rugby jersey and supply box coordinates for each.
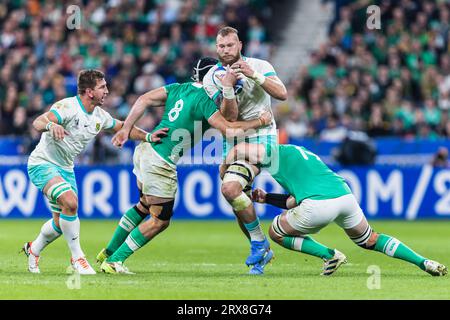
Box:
[203,56,278,138]
[28,96,116,170]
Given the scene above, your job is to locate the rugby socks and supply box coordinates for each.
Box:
[105,207,147,256]
[60,214,84,260]
[107,227,150,263]
[374,234,427,270]
[244,218,265,242]
[282,236,335,260]
[30,219,62,256]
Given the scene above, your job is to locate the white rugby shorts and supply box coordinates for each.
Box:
[285,193,364,234]
[133,142,178,198]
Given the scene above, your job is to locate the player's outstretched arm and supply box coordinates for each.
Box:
[110,120,169,148]
[32,111,69,141]
[252,188,296,209]
[208,110,272,138]
[112,87,167,147]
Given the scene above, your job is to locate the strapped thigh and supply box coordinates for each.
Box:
[149,200,175,221]
[350,224,373,248]
[223,161,255,188]
[271,215,290,237]
[48,199,62,214]
[46,181,73,202]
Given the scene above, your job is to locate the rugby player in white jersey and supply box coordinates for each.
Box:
[22,69,166,275]
[203,26,288,273]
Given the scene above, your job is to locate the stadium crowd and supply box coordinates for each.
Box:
[0,0,449,162]
[0,0,273,161]
[276,0,450,143]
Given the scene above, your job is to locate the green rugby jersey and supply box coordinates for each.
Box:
[151,82,218,165]
[267,144,351,203]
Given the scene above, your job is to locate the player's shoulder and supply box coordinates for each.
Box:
[189,82,212,100]
[51,96,77,113]
[244,56,271,66]
[93,105,111,116]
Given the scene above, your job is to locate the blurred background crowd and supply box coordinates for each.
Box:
[276,0,450,143]
[0,0,449,163]
[0,0,276,162]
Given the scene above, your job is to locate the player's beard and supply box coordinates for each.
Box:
[219,52,240,66]
[96,95,106,106]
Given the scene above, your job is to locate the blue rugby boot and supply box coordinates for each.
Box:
[245,238,270,266]
[249,249,274,275]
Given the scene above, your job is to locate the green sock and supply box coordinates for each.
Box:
[105,207,146,256]
[107,227,150,263]
[374,234,426,270]
[282,236,335,260]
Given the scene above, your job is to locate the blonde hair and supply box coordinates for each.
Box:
[217,26,239,38]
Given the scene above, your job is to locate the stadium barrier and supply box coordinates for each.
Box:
[0,164,449,220]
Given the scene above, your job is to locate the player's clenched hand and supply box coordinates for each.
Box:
[111,129,129,148]
[259,111,272,126]
[231,60,254,78]
[49,124,69,141]
[221,65,238,87]
[252,188,267,203]
[150,127,169,143]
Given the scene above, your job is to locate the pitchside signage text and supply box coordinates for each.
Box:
[0,165,449,219]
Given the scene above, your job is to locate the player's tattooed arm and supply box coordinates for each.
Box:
[33,111,69,141]
[112,87,167,148]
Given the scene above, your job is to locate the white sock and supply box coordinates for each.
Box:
[244,219,266,242]
[30,219,62,256]
[59,214,84,260]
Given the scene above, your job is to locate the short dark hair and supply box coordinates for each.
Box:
[77,69,105,94]
[217,26,239,38]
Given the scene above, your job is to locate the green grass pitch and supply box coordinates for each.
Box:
[0,219,449,300]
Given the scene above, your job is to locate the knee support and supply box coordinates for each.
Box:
[149,200,175,221]
[46,181,72,202]
[223,161,255,189]
[134,204,149,219]
[351,225,375,249]
[230,192,252,212]
[271,215,289,237]
[48,199,62,214]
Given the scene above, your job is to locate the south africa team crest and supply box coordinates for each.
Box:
[96,122,101,131]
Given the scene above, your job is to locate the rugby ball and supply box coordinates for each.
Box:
[212,66,245,94]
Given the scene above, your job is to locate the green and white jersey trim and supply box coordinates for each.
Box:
[28,96,116,170]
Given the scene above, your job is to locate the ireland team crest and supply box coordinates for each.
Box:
[96,123,101,131]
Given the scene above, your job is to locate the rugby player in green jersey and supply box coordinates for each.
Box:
[97,58,272,274]
[226,143,448,276]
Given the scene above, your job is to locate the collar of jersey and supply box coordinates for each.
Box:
[76,95,93,115]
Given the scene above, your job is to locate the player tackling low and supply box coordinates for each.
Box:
[225,142,448,276]
[22,69,158,275]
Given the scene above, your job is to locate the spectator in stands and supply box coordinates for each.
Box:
[320,113,348,142]
[276,0,450,143]
[431,147,449,168]
[0,0,274,164]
